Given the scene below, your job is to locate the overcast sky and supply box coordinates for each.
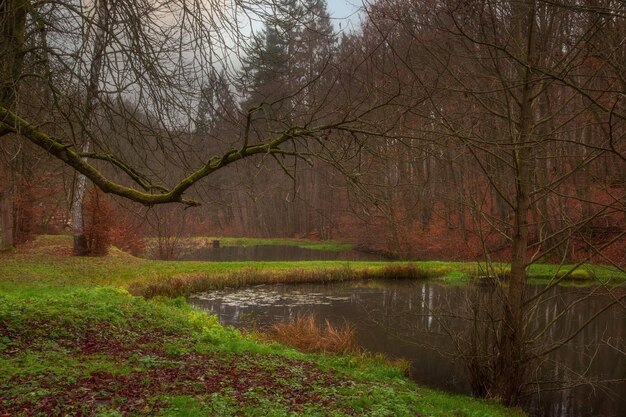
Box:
[326,0,363,32]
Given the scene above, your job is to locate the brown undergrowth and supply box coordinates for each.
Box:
[258,314,413,377]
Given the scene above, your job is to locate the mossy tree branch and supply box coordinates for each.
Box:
[0,105,340,206]
[79,152,170,193]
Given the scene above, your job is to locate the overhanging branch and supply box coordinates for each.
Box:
[0,106,343,206]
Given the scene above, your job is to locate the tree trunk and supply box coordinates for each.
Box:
[1,0,26,110]
[0,182,14,249]
[70,0,108,256]
[492,0,537,405]
[71,169,89,255]
[494,152,531,405]
[0,0,27,249]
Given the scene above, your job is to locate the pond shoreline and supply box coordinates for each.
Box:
[129,258,625,299]
[1,236,525,417]
[188,279,626,417]
[2,236,624,417]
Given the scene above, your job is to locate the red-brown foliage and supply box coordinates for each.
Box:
[108,201,145,256]
[266,314,359,354]
[13,186,37,244]
[84,188,113,256]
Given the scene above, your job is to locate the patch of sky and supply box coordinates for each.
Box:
[326,0,363,32]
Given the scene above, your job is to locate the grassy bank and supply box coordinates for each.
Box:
[0,236,525,416]
[2,236,623,297]
[142,236,354,259]
[206,237,355,252]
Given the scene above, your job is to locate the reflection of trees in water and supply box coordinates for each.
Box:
[190,281,624,416]
[360,282,625,417]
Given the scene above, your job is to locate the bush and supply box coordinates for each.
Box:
[108,202,145,256]
[266,313,360,354]
[556,268,594,280]
[84,188,112,256]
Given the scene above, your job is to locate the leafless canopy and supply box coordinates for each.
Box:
[0,0,394,206]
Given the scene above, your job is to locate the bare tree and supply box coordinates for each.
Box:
[0,0,395,250]
[69,0,110,255]
[355,0,625,406]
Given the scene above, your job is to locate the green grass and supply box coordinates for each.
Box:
[3,236,622,294]
[0,237,524,416]
[215,237,354,252]
[0,289,523,416]
[144,236,354,255]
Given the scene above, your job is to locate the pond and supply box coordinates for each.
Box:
[188,280,625,417]
[178,245,387,262]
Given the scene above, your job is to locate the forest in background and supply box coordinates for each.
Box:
[1,0,624,265]
[2,0,625,409]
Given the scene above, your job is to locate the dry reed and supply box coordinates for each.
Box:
[130,264,436,299]
[265,313,360,354]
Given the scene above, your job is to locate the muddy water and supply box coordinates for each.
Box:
[188,280,626,417]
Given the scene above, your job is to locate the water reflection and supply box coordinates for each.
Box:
[178,245,385,261]
[188,280,625,417]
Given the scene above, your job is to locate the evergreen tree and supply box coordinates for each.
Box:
[195,70,238,149]
[195,77,217,136]
[240,3,294,106]
[239,0,335,114]
[295,0,336,110]
[300,0,335,66]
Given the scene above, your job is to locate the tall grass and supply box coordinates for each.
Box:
[265,314,360,354]
[130,264,437,298]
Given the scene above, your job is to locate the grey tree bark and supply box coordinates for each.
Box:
[70,0,109,255]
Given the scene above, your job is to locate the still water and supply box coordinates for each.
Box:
[188,280,625,417]
[178,245,386,261]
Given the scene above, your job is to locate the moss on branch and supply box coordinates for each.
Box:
[0,106,308,207]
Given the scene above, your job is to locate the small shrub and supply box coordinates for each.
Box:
[389,357,412,377]
[84,188,113,256]
[556,269,594,280]
[378,264,431,280]
[108,206,145,256]
[266,313,360,354]
[13,186,37,244]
